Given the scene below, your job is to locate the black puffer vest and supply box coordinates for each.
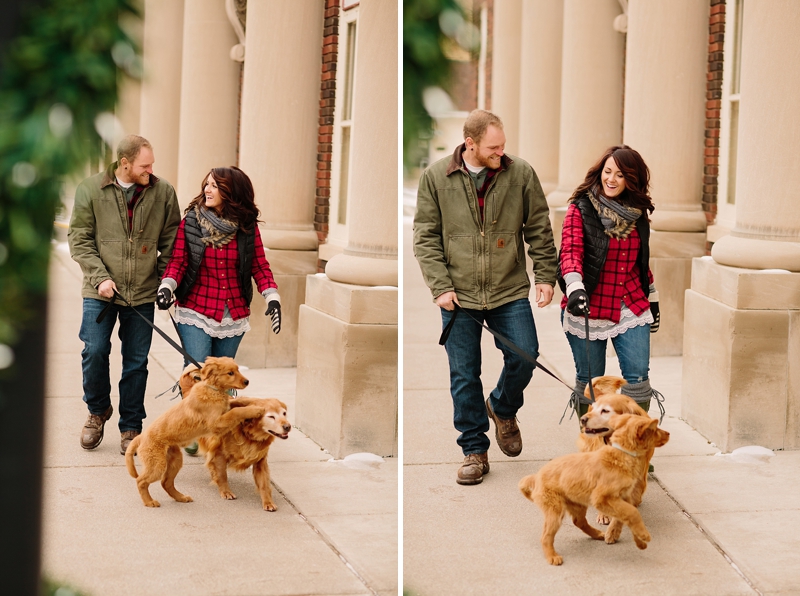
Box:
[175,210,256,304]
[557,195,650,298]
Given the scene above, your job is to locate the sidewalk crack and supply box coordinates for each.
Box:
[650,473,764,596]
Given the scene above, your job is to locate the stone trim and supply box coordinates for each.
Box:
[316,0,340,272]
[704,0,726,253]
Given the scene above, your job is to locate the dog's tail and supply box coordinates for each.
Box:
[125,435,142,478]
[518,474,537,501]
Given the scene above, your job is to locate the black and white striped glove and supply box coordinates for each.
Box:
[266,299,281,335]
[649,290,660,333]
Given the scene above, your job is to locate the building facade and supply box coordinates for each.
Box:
[113,0,398,457]
[437,0,800,451]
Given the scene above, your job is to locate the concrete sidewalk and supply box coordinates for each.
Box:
[402,221,799,596]
[42,242,397,596]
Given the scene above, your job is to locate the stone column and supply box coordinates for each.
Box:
[548,0,625,238]
[296,1,398,458]
[517,0,563,196]
[683,2,800,451]
[138,0,185,187]
[623,0,708,355]
[175,0,240,205]
[235,0,323,369]
[490,0,522,156]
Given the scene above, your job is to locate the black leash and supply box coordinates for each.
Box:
[438,303,578,396]
[96,290,203,370]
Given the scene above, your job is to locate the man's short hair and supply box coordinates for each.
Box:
[463,109,504,145]
[117,135,152,164]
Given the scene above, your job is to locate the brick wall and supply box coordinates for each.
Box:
[316,0,339,271]
[704,0,725,252]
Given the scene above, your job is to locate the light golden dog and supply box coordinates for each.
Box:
[576,376,655,524]
[125,357,265,508]
[198,397,291,511]
[519,413,670,565]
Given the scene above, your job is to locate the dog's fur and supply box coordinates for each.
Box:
[197,397,291,511]
[519,413,670,565]
[125,357,265,507]
[576,376,655,524]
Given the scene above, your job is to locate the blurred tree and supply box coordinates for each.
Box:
[402,0,465,172]
[0,0,139,592]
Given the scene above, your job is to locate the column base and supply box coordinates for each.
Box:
[236,249,317,368]
[326,252,398,287]
[682,258,800,451]
[295,275,398,458]
[712,234,800,272]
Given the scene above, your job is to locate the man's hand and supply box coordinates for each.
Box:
[435,291,460,311]
[534,284,554,308]
[97,279,117,299]
[266,300,281,334]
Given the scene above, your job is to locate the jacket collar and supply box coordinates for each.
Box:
[445,143,513,176]
[100,161,159,189]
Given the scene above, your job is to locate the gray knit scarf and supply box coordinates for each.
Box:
[195,205,238,248]
[588,187,641,239]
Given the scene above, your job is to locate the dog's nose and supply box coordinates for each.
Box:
[283,423,292,432]
[579,415,588,426]
[243,379,249,386]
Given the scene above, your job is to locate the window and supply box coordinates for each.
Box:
[328,7,358,248]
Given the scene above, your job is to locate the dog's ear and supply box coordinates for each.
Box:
[636,417,659,439]
[200,358,220,380]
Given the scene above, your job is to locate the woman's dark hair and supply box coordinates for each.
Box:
[569,145,654,217]
[185,166,262,230]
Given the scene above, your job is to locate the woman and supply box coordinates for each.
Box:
[156,166,281,453]
[558,145,662,417]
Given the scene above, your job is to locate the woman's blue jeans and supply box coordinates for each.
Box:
[441,298,539,455]
[79,299,154,432]
[176,322,244,368]
[562,310,651,386]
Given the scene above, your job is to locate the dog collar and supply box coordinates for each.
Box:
[611,442,640,457]
[206,384,221,392]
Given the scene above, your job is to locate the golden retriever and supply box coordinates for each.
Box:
[125,357,265,508]
[198,397,291,511]
[576,376,654,524]
[519,413,670,565]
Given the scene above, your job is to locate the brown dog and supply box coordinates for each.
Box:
[198,397,291,511]
[519,413,670,565]
[125,357,265,507]
[576,376,654,523]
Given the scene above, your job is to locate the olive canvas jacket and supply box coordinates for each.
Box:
[413,144,557,310]
[68,162,181,306]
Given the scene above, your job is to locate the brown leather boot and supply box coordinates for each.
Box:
[486,398,522,457]
[120,430,140,455]
[456,453,489,485]
[80,405,113,450]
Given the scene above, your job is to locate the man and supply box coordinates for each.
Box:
[413,110,557,485]
[69,135,181,455]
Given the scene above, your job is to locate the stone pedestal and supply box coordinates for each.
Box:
[682,257,800,451]
[295,275,398,458]
[236,246,317,369]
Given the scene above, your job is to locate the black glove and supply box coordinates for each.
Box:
[650,301,660,333]
[566,289,590,317]
[266,300,281,334]
[156,287,174,310]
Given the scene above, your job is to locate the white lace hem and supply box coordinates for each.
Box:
[564,302,654,341]
[174,306,250,339]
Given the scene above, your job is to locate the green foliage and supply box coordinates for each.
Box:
[402,0,465,171]
[0,0,140,346]
[41,577,90,596]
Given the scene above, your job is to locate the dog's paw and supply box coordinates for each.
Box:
[145,500,161,508]
[176,495,193,503]
[263,503,277,512]
[633,530,651,549]
[221,490,237,500]
[596,512,611,525]
[547,555,563,566]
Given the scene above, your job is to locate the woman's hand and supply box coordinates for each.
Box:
[566,289,590,317]
[266,300,281,334]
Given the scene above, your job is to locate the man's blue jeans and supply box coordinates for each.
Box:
[79,299,154,432]
[562,310,651,385]
[441,298,539,455]
[176,323,244,368]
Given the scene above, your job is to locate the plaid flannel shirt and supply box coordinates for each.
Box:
[559,203,653,323]
[163,219,277,322]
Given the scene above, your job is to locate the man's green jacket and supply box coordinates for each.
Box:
[68,162,181,306]
[413,145,557,310]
